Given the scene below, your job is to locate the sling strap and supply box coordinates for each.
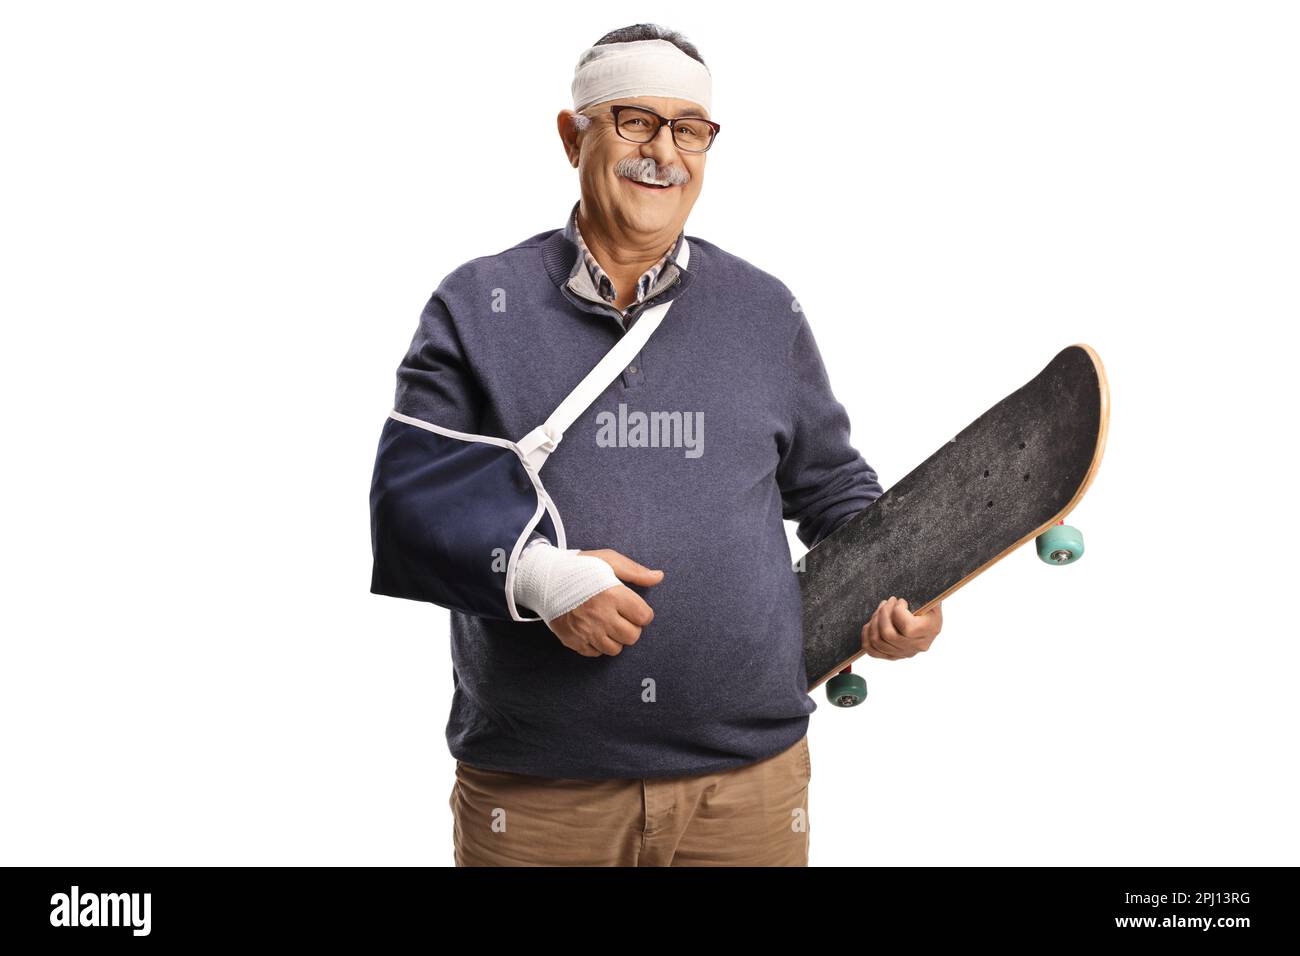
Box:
[516,237,691,472]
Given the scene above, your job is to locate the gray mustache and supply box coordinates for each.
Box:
[616,156,690,187]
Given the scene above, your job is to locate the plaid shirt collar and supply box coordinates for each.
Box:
[563,200,685,313]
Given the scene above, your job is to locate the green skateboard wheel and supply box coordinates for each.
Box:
[826,672,868,707]
[1036,523,1085,565]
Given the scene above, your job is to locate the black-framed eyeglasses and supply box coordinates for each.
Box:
[596,104,721,153]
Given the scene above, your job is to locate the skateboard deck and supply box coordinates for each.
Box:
[798,343,1109,704]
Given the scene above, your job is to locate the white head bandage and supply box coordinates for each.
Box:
[571,38,711,115]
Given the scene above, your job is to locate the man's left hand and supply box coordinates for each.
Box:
[861,597,943,660]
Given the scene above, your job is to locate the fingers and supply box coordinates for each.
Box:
[594,591,651,652]
[898,598,942,648]
[877,597,908,653]
[556,586,652,658]
[863,596,939,659]
[888,598,926,641]
[586,620,640,656]
[585,548,665,587]
[605,604,644,647]
[586,632,626,656]
[863,600,903,660]
[614,587,655,628]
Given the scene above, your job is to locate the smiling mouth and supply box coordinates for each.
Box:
[626,178,674,190]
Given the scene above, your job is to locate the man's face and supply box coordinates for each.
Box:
[562,94,710,241]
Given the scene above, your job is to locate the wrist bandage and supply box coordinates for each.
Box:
[513,539,622,624]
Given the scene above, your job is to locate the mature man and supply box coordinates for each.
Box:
[370,24,942,866]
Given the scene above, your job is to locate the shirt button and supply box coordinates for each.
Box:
[628,365,638,373]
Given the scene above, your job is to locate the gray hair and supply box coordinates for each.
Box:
[589,23,706,67]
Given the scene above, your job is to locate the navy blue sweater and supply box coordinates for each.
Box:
[386,209,883,778]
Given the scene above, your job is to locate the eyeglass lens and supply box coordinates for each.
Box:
[615,107,714,151]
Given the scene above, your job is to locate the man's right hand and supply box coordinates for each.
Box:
[547,549,662,657]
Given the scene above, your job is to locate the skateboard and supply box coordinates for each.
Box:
[797,343,1109,706]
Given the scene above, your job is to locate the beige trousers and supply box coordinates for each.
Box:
[449,734,812,866]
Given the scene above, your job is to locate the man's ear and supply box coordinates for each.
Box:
[557,110,585,167]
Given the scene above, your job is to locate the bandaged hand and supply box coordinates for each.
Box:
[513,539,620,624]
[514,542,662,656]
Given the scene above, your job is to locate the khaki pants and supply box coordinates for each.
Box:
[449,735,812,866]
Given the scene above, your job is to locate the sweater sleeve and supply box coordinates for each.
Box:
[369,291,555,620]
[392,291,485,429]
[776,309,884,550]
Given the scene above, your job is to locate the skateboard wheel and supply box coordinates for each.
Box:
[1036,524,1085,565]
[826,672,868,708]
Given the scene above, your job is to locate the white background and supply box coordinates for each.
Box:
[2,1,1296,866]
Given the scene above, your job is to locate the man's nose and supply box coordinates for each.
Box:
[643,122,679,161]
